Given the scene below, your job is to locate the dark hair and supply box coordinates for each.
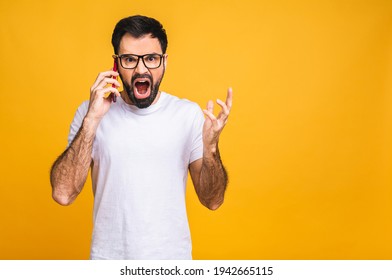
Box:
[111,15,168,54]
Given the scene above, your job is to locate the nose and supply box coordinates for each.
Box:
[134,57,149,74]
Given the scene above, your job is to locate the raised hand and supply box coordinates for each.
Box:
[202,88,233,151]
[87,70,121,122]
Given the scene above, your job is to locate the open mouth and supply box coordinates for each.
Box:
[133,79,151,99]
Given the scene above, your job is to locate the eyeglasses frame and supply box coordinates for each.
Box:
[112,53,166,69]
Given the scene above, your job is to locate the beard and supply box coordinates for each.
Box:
[121,71,165,109]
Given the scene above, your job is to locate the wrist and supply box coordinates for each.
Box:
[81,116,100,139]
[203,143,218,158]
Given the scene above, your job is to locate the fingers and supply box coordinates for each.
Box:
[205,88,234,114]
[207,100,214,113]
[216,87,233,115]
[216,99,229,116]
[90,70,119,92]
[90,69,121,104]
[94,86,121,99]
[216,87,233,118]
[226,87,233,110]
[96,77,121,90]
[203,100,215,119]
[204,87,233,127]
[203,108,219,130]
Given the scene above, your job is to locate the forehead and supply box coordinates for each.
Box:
[118,33,162,55]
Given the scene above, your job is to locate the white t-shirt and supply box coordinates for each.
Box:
[68,92,204,259]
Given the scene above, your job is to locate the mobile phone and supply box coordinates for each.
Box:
[112,59,118,102]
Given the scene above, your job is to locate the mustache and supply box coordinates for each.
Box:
[131,73,152,84]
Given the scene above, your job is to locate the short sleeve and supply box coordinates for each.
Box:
[67,101,89,147]
[189,106,205,164]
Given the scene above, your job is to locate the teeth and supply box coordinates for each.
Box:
[135,80,149,84]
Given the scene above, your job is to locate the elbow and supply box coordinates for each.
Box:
[52,192,73,206]
[207,204,221,211]
[51,187,76,206]
[196,188,226,211]
[202,198,224,211]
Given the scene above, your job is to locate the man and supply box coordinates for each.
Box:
[50,15,232,260]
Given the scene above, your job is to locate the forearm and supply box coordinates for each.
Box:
[50,117,98,205]
[198,144,228,210]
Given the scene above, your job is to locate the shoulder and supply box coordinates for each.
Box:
[77,100,90,114]
[69,100,89,123]
[162,92,202,114]
[70,100,90,120]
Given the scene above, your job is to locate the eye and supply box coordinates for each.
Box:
[146,54,159,62]
[123,56,137,63]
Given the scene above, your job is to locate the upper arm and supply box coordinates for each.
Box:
[68,101,89,147]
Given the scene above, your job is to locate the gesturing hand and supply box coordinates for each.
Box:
[87,70,121,122]
[202,88,233,151]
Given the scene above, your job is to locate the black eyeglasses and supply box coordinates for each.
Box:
[112,53,164,69]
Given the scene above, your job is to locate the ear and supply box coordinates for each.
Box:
[163,54,168,68]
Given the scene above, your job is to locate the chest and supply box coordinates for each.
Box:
[92,109,194,167]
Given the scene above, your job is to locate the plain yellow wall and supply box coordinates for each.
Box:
[0,0,391,259]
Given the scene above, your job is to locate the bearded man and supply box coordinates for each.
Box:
[50,15,233,260]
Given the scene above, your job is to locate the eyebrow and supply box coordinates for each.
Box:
[118,53,162,56]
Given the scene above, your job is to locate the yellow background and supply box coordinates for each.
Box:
[0,0,391,259]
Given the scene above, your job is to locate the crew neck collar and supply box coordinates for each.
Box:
[120,91,167,115]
